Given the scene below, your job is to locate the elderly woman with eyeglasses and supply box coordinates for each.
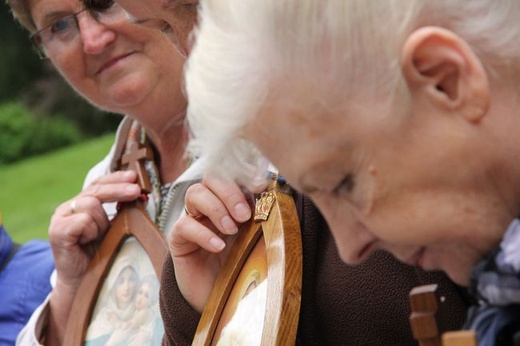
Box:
[7,1,202,345]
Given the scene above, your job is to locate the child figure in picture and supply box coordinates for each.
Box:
[104,275,160,346]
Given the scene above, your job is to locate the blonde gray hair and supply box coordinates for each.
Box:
[186,0,520,188]
[6,0,37,32]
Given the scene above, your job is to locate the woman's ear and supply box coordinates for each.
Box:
[401,26,490,122]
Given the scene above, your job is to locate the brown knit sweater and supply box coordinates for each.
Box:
[160,194,471,345]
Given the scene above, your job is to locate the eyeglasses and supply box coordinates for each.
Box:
[30,3,127,59]
[125,2,198,58]
[131,18,186,55]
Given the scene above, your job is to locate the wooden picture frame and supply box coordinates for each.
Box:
[63,142,168,345]
[63,201,169,345]
[192,180,303,346]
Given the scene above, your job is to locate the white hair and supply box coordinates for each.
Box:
[185,0,520,188]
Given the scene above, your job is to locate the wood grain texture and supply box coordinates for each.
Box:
[442,331,477,346]
[410,284,442,346]
[193,181,303,346]
[410,284,477,346]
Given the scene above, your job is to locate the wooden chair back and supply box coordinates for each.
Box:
[410,284,477,346]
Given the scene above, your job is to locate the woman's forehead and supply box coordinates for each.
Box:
[30,0,81,11]
[29,0,83,26]
[115,0,155,18]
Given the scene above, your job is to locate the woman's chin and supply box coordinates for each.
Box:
[107,89,147,110]
[103,77,151,109]
[446,270,471,287]
[428,257,471,287]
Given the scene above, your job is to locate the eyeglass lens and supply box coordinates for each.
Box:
[30,3,125,57]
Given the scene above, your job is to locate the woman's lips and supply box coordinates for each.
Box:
[96,52,133,75]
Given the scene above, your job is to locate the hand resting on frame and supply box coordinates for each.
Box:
[168,174,255,312]
[45,170,141,344]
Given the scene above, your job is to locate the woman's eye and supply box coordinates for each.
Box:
[333,174,354,196]
[50,16,74,34]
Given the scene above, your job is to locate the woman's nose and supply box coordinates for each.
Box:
[319,203,376,265]
[122,282,131,293]
[77,13,116,55]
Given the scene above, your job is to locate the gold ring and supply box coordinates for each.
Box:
[70,200,77,214]
[184,205,197,218]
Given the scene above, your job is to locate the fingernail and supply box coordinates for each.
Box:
[209,236,226,251]
[234,203,251,221]
[221,215,238,235]
[123,171,134,178]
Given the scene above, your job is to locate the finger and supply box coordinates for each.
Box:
[70,196,111,235]
[50,203,104,242]
[90,170,137,184]
[185,183,239,235]
[169,215,226,256]
[78,170,141,202]
[69,213,103,245]
[54,197,110,232]
[203,173,252,222]
[51,197,111,246]
[80,181,141,203]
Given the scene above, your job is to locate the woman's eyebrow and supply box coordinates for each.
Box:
[37,10,71,27]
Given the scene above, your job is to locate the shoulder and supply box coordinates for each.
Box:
[12,240,55,278]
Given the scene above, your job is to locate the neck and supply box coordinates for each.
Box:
[146,121,190,184]
[126,97,190,183]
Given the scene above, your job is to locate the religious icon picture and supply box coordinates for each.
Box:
[214,238,269,345]
[84,238,163,346]
[61,139,169,346]
[62,198,169,346]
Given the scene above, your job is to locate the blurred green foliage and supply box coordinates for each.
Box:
[0,1,43,101]
[1,1,120,139]
[0,102,83,163]
[0,134,115,242]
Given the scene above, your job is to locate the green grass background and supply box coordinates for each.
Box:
[0,134,114,243]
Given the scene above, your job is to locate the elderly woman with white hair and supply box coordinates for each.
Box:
[185,0,520,344]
